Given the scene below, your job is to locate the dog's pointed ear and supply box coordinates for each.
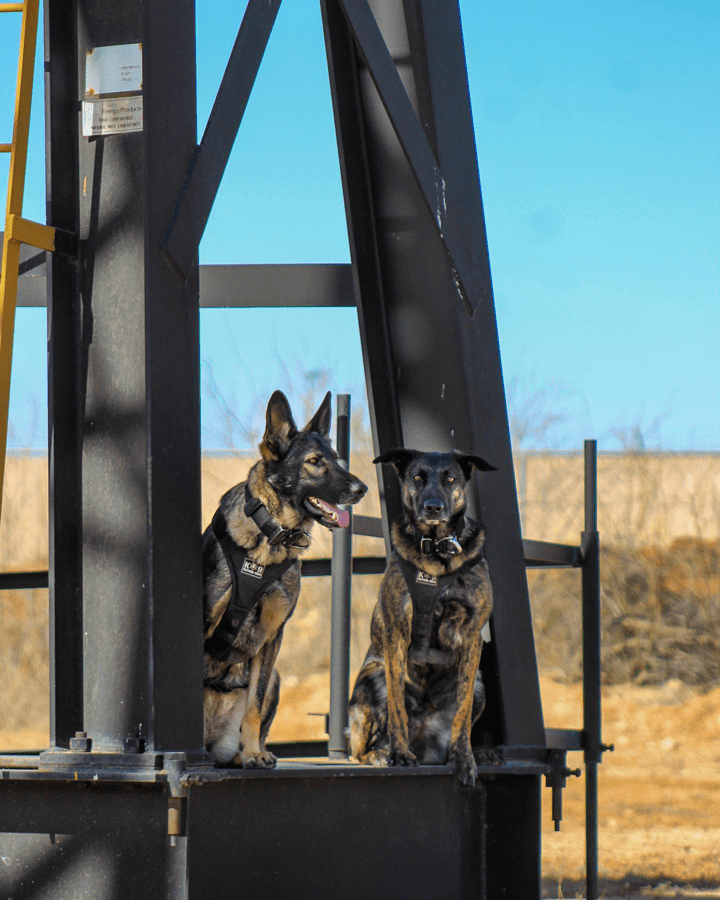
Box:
[454,452,497,480]
[303,391,332,437]
[373,448,418,477]
[261,391,298,460]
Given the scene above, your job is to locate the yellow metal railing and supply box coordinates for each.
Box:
[0,0,55,521]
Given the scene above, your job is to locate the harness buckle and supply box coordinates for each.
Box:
[420,537,434,555]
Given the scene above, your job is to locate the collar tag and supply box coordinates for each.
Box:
[241,558,265,579]
[416,570,438,586]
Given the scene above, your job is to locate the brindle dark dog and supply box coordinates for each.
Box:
[348,448,494,786]
[203,390,367,768]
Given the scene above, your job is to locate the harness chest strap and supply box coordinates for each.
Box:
[396,555,459,666]
[205,508,295,661]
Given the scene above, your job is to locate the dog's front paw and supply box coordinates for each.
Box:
[361,748,391,767]
[387,747,418,768]
[239,749,278,769]
[449,746,477,787]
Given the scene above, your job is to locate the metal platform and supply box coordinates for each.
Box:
[0,751,545,900]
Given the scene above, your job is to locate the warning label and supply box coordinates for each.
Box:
[82,97,143,137]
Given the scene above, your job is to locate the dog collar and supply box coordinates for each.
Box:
[419,534,462,557]
[244,486,310,549]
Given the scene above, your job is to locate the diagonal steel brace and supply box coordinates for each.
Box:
[161,0,283,282]
[336,0,485,316]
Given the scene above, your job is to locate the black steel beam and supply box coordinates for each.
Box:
[300,557,386,577]
[44,0,205,754]
[329,395,353,757]
[161,0,283,281]
[582,439,602,900]
[0,571,48,590]
[336,0,484,316]
[198,263,355,308]
[44,0,83,750]
[12,262,357,308]
[322,0,545,748]
[523,539,583,568]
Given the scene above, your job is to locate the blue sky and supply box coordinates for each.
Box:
[2,0,719,451]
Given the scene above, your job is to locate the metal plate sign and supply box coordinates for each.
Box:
[86,43,143,95]
[82,97,144,137]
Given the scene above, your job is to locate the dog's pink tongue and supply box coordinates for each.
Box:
[337,509,350,528]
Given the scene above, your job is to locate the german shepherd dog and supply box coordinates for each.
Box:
[203,390,367,768]
[348,449,495,786]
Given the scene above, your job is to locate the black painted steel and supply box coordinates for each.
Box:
[484,775,541,897]
[44,0,205,753]
[329,395,353,757]
[0,571,48,589]
[0,782,185,898]
[199,263,354,308]
[523,539,583,568]
[582,440,601,900]
[301,556,386,577]
[186,770,486,900]
[44,0,83,750]
[15,262,356,308]
[161,0,283,281]
[322,0,544,748]
[336,0,483,316]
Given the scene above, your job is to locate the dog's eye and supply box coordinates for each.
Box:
[446,476,455,484]
[413,474,422,482]
[307,457,319,466]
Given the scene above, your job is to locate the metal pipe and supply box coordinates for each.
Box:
[329,394,353,758]
[582,439,601,900]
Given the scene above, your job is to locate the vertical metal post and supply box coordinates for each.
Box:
[44,0,205,755]
[582,439,601,900]
[44,0,83,749]
[329,394,352,758]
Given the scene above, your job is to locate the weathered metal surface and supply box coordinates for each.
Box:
[45,0,204,753]
[322,0,544,747]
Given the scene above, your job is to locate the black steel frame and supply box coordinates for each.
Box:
[0,1,608,897]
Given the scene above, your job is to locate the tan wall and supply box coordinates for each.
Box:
[515,451,720,549]
[0,448,384,571]
[2,449,718,571]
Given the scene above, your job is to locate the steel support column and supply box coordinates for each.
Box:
[44,0,204,753]
[322,0,544,747]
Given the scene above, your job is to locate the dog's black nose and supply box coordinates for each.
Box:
[351,480,368,499]
[423,498,444,515]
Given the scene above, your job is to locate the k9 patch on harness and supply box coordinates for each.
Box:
[241,558,265,579]
[416,570,438,587]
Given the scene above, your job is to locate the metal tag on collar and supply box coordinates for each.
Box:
[435,535,462,556]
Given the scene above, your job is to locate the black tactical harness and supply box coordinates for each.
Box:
[204,494,302,662]
[397,555,456,666]
[397,528,480,666]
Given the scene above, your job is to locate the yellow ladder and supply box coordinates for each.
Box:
[0,0,56,521]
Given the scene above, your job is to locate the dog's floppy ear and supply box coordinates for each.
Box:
[303,391,332,437]
[373,448,418,477]
[453,452,497,481]
[261,390,298,460]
